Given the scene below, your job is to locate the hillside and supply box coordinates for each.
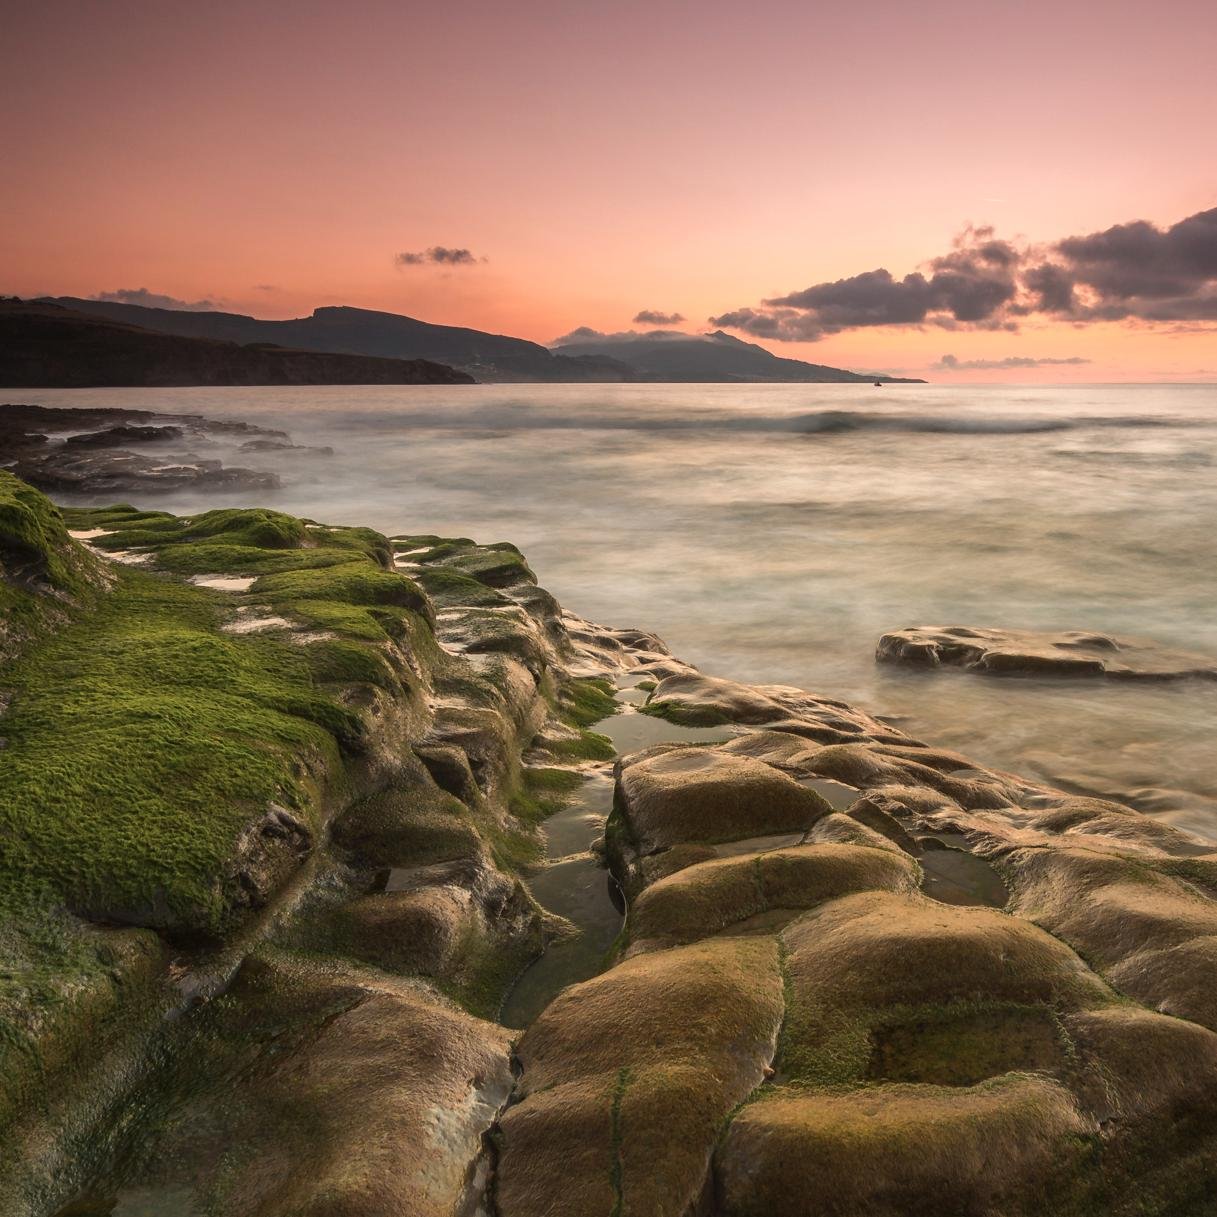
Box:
[39,297,634,383]
[39,298,922,383]
[550,327,925,382]
[0,300,474,387]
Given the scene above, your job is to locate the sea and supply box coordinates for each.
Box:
[18,381,1217,842]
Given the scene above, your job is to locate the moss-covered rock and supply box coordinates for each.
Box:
[497,937,784,1217]
[0,471,103,655]
[626,842,917,952]
[105,952,513,1217]
[609,746,833,879]
[717,1076,1092,1217]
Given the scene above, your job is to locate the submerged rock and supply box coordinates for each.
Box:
[878,623,1217,680]
[0,402,311,497]
[13,448,280,494]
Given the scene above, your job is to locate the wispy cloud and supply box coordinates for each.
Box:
[711,206,1217,341]
[92,287,219,311]
[395,246,483,268]
[934,353,1092,371]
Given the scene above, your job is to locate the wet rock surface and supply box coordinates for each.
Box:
[878,623,1217,680]
[501,667,1217,1215]
[1,403,294,494]
[6,483,1217,1216]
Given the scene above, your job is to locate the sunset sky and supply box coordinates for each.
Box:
[3,0,1215,381]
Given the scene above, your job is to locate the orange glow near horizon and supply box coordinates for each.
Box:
[2,0,1215,382]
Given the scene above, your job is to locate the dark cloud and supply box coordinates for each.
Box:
[934,353,1092,371]
[711,206,1217,341]
[632,309,685,325]
[1057,209,1217,303]
[93,287,218,311]
[395,246,482,268]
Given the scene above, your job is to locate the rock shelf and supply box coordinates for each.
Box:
[2,473,1216,1216]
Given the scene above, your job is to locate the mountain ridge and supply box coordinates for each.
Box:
[550,326,924,383]
[0,300,475,387]
[38,298,634,383]
[38,297,922,384]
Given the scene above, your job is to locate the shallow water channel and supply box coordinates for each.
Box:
[500,678,740,1028]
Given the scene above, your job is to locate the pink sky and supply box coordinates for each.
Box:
[3,0,1215,380]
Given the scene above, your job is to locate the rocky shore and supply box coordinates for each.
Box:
[878,624,1217,681]
[2,473,1217,1216]
[1,402,324,495]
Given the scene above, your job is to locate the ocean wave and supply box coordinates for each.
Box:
[331,404,1194,437]
[769,410,1189,435]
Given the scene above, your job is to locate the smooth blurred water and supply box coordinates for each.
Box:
[17,382,1217,839]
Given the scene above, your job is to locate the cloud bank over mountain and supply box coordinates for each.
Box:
[711,206,1217,342]
[633,309,685,325]
[92,288,219,311]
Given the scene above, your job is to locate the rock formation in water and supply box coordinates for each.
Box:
[0,300,476,387]
[878,623,1217,680]
[1,402,323,494]
[2,474,1217,1216]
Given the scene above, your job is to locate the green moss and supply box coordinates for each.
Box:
[439,914,546,1021]
[775,988,1077,1091]
[305,639,402,692]
[471,767,588,874]
[167,507,306,550]
[391,536,535,588]
[508,767,584,825]
[60,505,173,529]
[0,474,101,647]
[393,536,474,560]
[523,766,586,794]
[161,544,375,577]
[0,472,93,595]
[251,563,427,611]
[866,1003,1070,1086]
[548,729,616,762]
[303,523,393,567]
[609,1066,633,1217]
[480,820,545,872]
[64,505,398,582]
[0,567,352,938]
[559,677,619,728]
[413,566,513,608]
[639,699,731,727]
[442,547,535,589]
[240,562,432,640]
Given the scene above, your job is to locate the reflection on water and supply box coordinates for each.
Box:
[23,381,1217,839]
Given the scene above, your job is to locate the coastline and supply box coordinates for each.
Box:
[3,475,1217,1215]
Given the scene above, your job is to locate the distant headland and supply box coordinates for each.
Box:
[13,296,925,387]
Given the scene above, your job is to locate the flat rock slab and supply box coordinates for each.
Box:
[877,625,1217,680]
